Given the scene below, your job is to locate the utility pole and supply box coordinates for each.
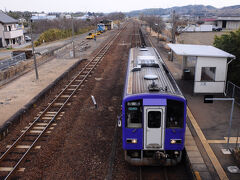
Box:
[157,17,160,42]
[170,10,176,61]
[150,24,151,35]
[30,20,39,80]
[171,10,176,43]
[71,17,75,58]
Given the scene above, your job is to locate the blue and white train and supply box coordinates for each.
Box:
[121,47,186,166]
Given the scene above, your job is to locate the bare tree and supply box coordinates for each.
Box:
[32,18,94,34]
[105,12,125,21]
[140,15,165,38]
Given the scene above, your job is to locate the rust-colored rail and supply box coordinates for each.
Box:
[131,22,142,48]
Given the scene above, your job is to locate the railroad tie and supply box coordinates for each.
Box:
[21,130,52,134]
[35,123,57,126]
[32,126,55,130]
[6,145,41,149]
[0,167,25,172]
[66,88,76,91]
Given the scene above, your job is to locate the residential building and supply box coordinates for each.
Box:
[0,11,24,48]
[59,13,72,19]
[200,18,217,26]
[18,18,27,24]
[31,13,57,21]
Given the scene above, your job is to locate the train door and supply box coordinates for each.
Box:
[144,106,165,149]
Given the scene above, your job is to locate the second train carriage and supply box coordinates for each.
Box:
[121,47,187,166]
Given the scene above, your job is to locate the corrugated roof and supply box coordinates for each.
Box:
[168,44,235,58]
[127,47,182,96]
[217,16,240,21]
[201,18,216,22]
[0,11,18,24]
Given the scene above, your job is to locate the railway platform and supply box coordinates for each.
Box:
[0,29,115,135]
[148,35,240,180]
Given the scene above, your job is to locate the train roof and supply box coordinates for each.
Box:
[125,47,183,97]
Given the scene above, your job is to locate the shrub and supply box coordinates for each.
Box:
[34,26,94,47]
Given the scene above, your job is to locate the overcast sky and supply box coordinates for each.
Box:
[0,0,239,13]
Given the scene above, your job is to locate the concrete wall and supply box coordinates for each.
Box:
[227,21,240,30]
[0,23,5,47]
[194,56,227,93]
[217,21,222,28]
[217,20,240,30]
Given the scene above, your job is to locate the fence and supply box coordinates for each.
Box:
[0,53,26,71]
[225,81,240,105]
[225,81,240,154]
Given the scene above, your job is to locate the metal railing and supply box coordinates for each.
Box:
[225,81,240,105]
[0,53,26,71]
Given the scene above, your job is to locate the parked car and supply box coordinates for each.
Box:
[86,33,96,39]
[25,35,31,42]
[212,26,222,31]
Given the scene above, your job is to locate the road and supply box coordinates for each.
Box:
[0,31,91,60]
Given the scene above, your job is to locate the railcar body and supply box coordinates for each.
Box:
[122,47,186,166]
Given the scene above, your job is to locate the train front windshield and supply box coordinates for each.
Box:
[125,100,142,128]
[124,99,184,129]
[166,99,184,128]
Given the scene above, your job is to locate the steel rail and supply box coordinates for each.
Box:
[1,23,127,180]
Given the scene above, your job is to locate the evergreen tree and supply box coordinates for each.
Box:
[214,29,240,85]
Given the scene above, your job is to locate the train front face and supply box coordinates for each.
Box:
[122,94,186,166]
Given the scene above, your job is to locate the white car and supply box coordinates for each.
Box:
[25,35,31,42]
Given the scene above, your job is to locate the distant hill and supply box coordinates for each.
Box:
[126,5,240,17]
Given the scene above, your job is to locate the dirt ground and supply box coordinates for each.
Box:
[0,22,193,180]
[0,58,78,125]
[177,31,227,45]
[19,22,134,179]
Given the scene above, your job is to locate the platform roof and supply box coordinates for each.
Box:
[168,44,235,58]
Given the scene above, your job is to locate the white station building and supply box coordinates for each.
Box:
[168,44,235,94]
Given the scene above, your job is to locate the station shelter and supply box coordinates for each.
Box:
[167,44,235,94]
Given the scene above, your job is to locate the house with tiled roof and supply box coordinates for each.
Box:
[0,11,25,48]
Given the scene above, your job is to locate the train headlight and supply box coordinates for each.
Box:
[126,138,138,144]
[170,139,182,144]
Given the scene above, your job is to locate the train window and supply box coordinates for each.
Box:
[126,100,142,128]
[166,100,184,128]
[148,111,161,128]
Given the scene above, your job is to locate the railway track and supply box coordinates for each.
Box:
[55,39,89,59]
[131,22,142,48]
[140,166,169,180]
[0,24,127,180]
